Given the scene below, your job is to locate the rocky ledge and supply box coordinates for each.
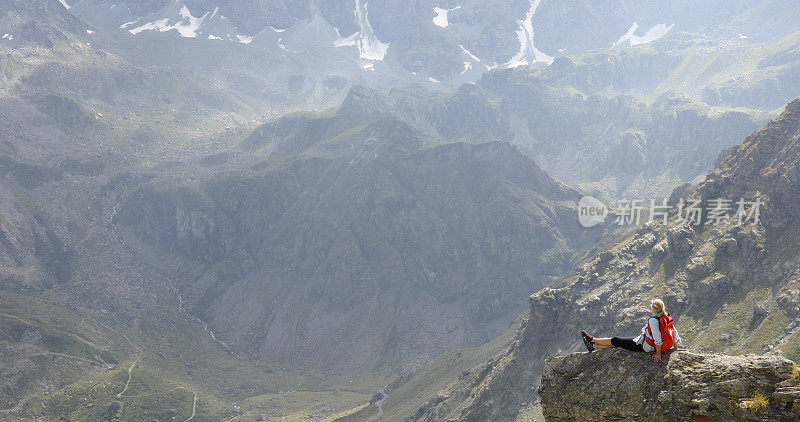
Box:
[539,349,800,421]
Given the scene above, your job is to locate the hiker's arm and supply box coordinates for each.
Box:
[672,327,681,350]
[650,318,663,362]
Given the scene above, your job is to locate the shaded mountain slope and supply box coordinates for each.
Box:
[112,113,593,374]
[1,4,378,419]
[409,99,800,420]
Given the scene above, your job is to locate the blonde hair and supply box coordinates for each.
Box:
[651,299,666,315]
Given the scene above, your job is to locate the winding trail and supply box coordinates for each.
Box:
[116,353,141,398]
[117,385,198,421]
[107,195,238,420]
[77,313,143,400]
[0,396,32,415]
[74,226,96,248]
[31,351,103,365]
[0,313,35,325]
[366,388,388,422]
[183,389,198,422]
[0,313,105,366]
[1,194,208,418]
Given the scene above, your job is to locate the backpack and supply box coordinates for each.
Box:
[645,313,675,351]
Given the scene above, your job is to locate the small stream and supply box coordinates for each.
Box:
[110,198,244,360]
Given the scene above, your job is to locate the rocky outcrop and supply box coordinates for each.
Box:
[539,349,800,421]
[409,100,800,421]
[337,85,397,116]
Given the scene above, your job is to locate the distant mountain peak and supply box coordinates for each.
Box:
[338,84,397,116]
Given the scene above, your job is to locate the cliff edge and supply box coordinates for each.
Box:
[539,349,800,421]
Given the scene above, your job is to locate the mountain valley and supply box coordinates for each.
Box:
[2,1,800,421]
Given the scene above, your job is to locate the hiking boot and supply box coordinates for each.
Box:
[581,330,594,352]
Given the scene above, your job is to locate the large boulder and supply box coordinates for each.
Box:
[539,349,799,421]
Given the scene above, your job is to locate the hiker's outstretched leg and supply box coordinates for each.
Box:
[609,337,645,352]
[592,338,614,349]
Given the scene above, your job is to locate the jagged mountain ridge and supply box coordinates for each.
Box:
[333,26,800,198]
[31,0,800,126]
[342,80,768,199]
[409,100,800,420]
[57,0,800,85]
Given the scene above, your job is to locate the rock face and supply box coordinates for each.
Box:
[408,100,800,421]
[114,114,591,374]
[539,349,800,421]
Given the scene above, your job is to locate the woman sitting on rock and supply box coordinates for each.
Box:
[581,299,680,362]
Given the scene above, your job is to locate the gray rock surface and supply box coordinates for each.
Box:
[539,349,800,421]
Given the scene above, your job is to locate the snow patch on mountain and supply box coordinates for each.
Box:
[129,18,169,35]
[459,44,490,70]
[334,1,389,60]
[352,0,389,60]
[504,0,553,68]
[433,5,460,28]
[124,2,241,42]
[459,44,481,62]
[613,22,675,47]
[120,18,140,29]
[129,5,213,37]
[334,28,358,47]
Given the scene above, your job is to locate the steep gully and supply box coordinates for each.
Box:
[110,194,389,419]
[107,197,202,420]
[109,190,395,417]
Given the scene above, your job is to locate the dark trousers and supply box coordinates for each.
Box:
[611,337,645,352]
